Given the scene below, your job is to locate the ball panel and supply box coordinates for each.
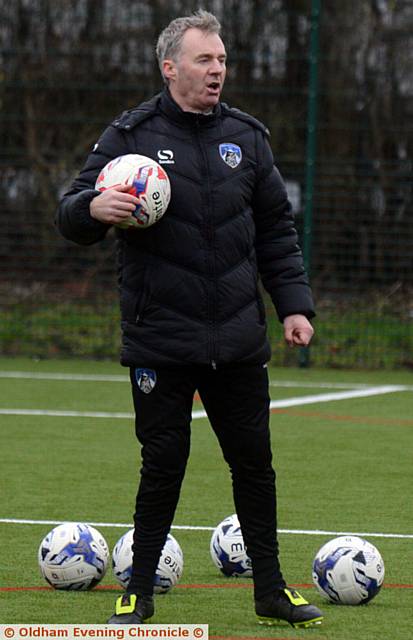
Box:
[154,535,184,593]
[111,529,134,589]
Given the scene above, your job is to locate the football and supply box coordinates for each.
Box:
[95,153,171,229]
[38,522,109,590]
[112,529,184,594]
[210,514,253,577]
[312,535,385,605]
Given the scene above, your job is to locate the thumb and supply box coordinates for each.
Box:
[284,325,295,348]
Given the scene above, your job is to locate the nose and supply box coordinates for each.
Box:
[209,58,225,74]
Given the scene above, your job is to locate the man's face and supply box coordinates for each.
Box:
[163,28,227,113]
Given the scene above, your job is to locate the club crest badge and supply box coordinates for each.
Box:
[135,368,157,394]
[219,143,242,168]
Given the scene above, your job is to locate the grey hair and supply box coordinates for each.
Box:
[156,9,222,83]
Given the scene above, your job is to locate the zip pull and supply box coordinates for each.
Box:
[211,360,217,370]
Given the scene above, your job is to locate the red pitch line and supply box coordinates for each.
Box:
[181,582,413,590]
[1,582,412,592]
[271,407,413,427]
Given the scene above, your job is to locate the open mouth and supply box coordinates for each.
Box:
[207,82,221,93]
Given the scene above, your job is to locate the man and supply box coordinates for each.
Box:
[56,10,323,629]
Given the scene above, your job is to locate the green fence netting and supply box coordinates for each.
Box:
[1,0,413,368]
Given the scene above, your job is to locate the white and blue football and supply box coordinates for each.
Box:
[312,535,385,605]
[38,522,109,590]
[112,529,183,594]
[210,514,253,578]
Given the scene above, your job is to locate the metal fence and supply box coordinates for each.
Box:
[1,0,413,369]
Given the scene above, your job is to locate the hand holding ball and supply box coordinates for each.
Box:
[94,154,171,229]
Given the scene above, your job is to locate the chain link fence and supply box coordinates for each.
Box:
[1,0,413,368]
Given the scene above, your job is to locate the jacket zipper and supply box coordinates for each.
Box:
[195,118,217,368]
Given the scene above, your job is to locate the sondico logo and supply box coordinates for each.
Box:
[157,149,175,164]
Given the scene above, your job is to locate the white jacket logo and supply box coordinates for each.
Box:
[157,149,175,164]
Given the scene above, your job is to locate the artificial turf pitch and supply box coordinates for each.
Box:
[0,358,412,639]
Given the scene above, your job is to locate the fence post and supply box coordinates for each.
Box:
[300,0,321,367]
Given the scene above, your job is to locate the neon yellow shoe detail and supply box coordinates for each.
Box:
[115,593,137,615]
[283,588,311,607]
[256,587,324,629]
[107,593,154,624]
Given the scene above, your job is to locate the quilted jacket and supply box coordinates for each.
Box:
[56,89,315,367]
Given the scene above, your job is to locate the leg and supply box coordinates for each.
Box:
[198,364,323,629]
[108,365,195,623]
[129,365,195,594]
[198,363,284,599]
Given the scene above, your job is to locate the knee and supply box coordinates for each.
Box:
[140,433,190,479]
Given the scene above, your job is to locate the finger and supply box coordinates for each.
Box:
[108,212,134,225]
[102,192,140,210]
[112,210,135,220]
[293,329,313,347]
[112,200,139,212]
[111,183,136,192]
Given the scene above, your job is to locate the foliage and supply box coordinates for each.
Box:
[1,296,412,369]
[0,301,120,359]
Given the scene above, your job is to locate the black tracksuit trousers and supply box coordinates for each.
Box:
[127,363,286,600]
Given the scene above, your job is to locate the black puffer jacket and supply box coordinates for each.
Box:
[56,89,315,367]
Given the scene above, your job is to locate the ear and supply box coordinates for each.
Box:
[163,59,177,83]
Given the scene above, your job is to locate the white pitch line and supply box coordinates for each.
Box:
[0,408,134,419]
[278,528,413,539]
[0,371,128,382]
[269,384,408,408]
[0,517,411,539]
[270,381,372,389]
[0,371,369,389]
[0,384,408,421]
[2,370,413,391]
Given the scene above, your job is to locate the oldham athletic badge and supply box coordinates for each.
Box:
[135,368,157,394]
[219,143,242,168]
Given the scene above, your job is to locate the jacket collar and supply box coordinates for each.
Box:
[158,88,221,127]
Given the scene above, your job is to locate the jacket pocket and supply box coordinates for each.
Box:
[247,255,266,326]
[135,266,151,324]
[120,268,150,324]
[135,289,148,324]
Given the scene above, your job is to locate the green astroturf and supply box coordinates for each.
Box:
[0,358,412,639]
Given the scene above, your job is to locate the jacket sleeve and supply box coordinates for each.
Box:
[253,132,315,322]
[55,124,130,246]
